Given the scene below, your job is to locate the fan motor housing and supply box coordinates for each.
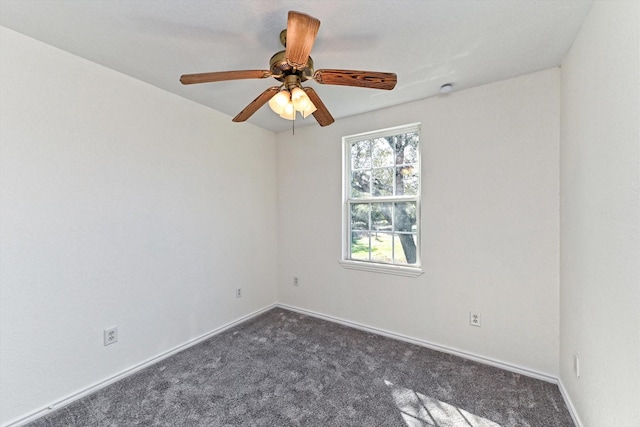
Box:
[269,50,314,82]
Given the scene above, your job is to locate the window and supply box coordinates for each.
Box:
[342,123,422,276]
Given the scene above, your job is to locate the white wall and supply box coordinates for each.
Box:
[559,1,640,426]
[277,69,561,377]
[0,27,278,425]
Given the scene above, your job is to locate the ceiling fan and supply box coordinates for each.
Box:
[179,11,397,127]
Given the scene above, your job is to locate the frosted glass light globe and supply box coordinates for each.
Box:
[268,90,290,115]
[279,101,295,120]
[291,87,310,112]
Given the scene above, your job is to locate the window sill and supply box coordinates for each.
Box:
[339,260,424,277]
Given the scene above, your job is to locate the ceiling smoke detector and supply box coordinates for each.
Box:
[439,83,453,94]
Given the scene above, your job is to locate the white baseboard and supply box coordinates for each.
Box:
[557,379,584,427]
[3,304,277,427]
[276,303,558,383]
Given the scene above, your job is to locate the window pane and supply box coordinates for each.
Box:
[371,202,392,230]
[371,232,393,263]
[370,203,393,262]
[350,171,370,198]
[351,140,371,170]
[351,203,370,230]
[396,132,419,165]
[372,138,394,167]
[350,203,370,261]
[351,233,370,261]
[394,202,416,232]
[394,234,417,265]
[396,166,419,196]
[372,167,393,197]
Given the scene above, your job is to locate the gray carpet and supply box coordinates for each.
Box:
[28,308,575,426]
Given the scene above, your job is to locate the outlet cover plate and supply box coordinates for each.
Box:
[470,311,481,327]
[104,327,118,346]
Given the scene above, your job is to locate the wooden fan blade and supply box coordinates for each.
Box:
[285,11,320,69]
[303,87,334,127]
[313,69,397,90]
[232,86,280,122]
[180,70,272,85]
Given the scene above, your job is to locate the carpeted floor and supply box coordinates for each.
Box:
[28,308,575,426]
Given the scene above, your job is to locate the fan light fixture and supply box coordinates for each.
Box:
[268,86,317,120]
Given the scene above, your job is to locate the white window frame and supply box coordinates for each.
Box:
[340,123,423,277]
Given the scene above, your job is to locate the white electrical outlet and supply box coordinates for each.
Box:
[469,311,481,327]
[294,277,299,286]
[104,327,118,346]
[236,287,242,298]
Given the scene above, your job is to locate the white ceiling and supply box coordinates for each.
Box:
[0,0,593,133]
